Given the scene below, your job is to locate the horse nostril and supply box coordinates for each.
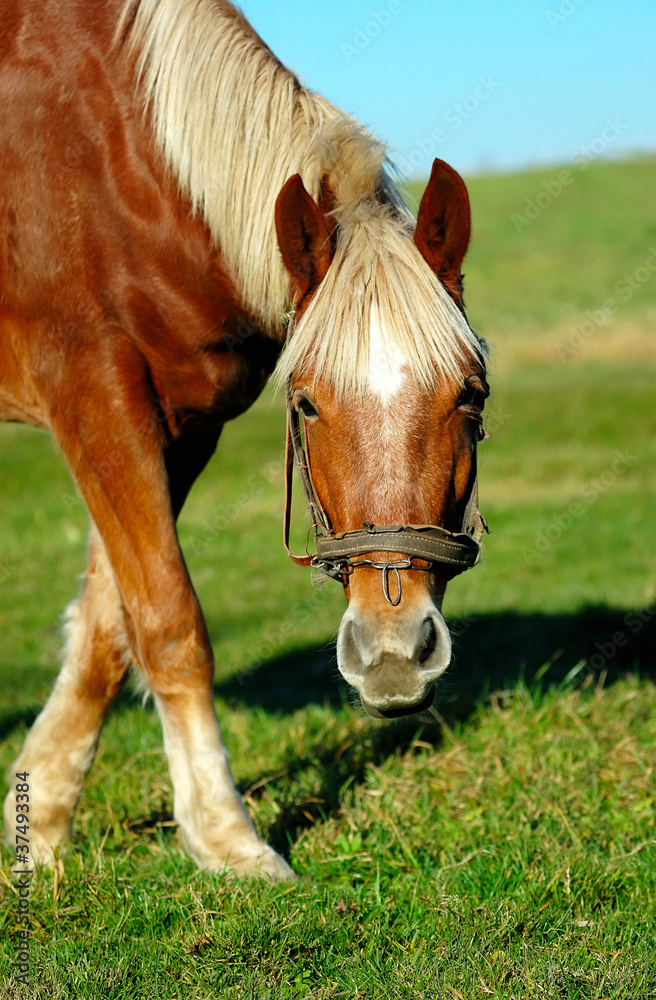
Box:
[417,617,438,665]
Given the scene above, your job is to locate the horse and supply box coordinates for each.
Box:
[1,0,488,880]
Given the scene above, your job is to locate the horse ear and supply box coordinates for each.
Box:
[275,174,335,307]
[414,159,471,302]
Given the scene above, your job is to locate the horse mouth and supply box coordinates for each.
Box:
[360,687,436,720]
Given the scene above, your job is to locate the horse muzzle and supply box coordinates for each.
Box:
[336,599,451,718]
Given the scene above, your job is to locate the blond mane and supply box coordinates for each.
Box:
[118,0,481,391]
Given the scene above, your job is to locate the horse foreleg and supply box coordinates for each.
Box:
[29,354,292,880]
[146,429,295,879]
[3,525,131,865]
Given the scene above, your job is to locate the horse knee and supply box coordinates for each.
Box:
[135,621,215,697]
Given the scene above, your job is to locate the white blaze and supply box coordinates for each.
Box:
[368,309,407,401]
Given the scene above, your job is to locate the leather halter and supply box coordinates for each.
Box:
[283,377,489,606]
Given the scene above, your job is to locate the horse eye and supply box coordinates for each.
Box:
[457,376,488,411]
[296,395,319,419]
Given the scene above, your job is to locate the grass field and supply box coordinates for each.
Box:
[1,156,655,998]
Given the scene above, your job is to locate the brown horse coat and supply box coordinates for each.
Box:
[1,0,485,878]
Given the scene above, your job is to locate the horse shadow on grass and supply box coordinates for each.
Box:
[213,605,656,853]
[2,606,653,857]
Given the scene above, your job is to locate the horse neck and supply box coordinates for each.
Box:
[121,0,345,337]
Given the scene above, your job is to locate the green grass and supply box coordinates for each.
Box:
[408,155,656,338]
[1,156,656,997]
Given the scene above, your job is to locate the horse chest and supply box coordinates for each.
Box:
[142,322,281,435]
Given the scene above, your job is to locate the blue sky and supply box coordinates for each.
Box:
[237,0,655,178]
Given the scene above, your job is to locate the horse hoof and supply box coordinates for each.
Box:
[228,845,297,883]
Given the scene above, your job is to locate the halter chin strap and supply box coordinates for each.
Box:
[283,379,489,603]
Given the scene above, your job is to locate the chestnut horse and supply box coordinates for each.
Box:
[1,0,488,879]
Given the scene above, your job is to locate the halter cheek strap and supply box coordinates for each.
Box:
[283,383,329,567]
[283,379,489,604]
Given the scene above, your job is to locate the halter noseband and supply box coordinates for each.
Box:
[283,379,489,606]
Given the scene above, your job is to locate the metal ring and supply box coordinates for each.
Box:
[311,556,436,599]
[382,564,402,606]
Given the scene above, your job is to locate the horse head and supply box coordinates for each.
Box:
[275,158,488,719]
